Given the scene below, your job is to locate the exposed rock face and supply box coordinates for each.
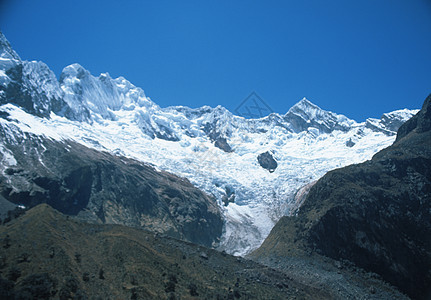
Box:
[345,138,355,147]
[396,96,431,142]
[221,186,235,206]
[253,95,431,299]
[289,181,316,214]
[0,194,17,219]
[202,112,234,153]
[257,151,277,172]
[214,137,233,153]
[0,128,223,248]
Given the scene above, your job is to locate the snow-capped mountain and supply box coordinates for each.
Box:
[0,32,419,255]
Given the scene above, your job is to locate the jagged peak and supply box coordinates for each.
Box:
[298,97,316,107]
[62,62,86,71]
[175,104,231,117]
[283,97,357,134]
[0,31,21,61]
[59,63,90,81]
[383,108,419,118]
[99,72,111,79]
[113,75,142,93]
[23,60,55,73]
[213,105,231,114]
[165,105,215,120]
[266,111,283,120]
[286,97,331,122]
[288,97,323,114]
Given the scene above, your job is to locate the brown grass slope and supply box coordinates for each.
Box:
[0,204,332,299]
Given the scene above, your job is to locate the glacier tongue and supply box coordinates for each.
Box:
[0,31,420,256]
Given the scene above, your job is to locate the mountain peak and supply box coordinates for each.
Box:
[298,97,314,106]
[0,31,21,61]
[60,63,90,82]
[289,97,322,114]
[286,97,330,124]
[284,98,355,133]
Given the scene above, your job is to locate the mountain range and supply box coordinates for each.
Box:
[0,32,418,256]
[1,31,430,299]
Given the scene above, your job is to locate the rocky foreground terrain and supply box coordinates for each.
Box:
[251,95,431,299]
[0,30,429,298]
[0,204,406,299]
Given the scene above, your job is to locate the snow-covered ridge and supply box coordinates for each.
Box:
[285,97,356,133]
[0,32,419,255]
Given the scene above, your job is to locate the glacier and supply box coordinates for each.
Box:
[0,32,419,255]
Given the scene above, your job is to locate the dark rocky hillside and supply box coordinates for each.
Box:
[251,95,431,299]
[0,127,222,248]
[0,204,335,299]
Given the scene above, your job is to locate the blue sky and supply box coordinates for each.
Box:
[1,0,430,121]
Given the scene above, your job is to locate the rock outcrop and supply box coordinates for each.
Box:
[257,151,278,172]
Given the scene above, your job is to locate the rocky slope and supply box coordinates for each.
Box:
[251,95,431,299]
[0,204,407,299]
[0,125,222,248]
[0,31,419,255]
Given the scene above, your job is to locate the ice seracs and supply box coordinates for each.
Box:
[59,63,159,122]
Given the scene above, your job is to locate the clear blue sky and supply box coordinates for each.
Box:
[1,0,430,121]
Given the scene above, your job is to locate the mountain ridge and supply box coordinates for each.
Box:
[0,32,413,128]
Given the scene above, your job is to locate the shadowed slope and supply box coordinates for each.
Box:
[0,204,332,299]
[0,129,222,248]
